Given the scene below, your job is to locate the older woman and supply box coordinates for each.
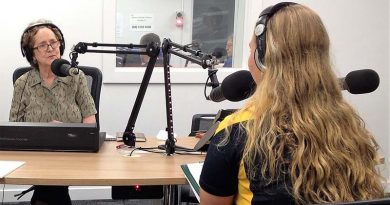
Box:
[10,19,97,205]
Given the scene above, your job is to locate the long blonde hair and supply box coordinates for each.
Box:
[239,4,384,204]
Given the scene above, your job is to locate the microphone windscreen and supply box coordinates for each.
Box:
[208,86,225,102]
[51,58,70,77]
[221,70,256,102]
[345,69,379,94]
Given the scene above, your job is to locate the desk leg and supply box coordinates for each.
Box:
[163,185,178,205]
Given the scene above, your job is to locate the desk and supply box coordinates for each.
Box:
[0,137,205,204]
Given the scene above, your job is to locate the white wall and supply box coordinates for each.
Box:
[0,0,244,137]
[0,0,388,201]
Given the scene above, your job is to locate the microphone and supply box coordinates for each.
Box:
[208,70,255,102]
[340,69,379,94]
[207,69,380,102]
[51,59,79,77]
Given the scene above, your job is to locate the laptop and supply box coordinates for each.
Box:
[0,122,104,152]
[158,109,236,152]
[192,109,236,151]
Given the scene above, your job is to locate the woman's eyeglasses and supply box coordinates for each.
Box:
[33,41,60,52]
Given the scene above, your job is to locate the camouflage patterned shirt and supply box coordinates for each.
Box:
[9,68,97,123]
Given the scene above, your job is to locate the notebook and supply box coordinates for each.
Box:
[0,122,104,152]
[181,162,204,202]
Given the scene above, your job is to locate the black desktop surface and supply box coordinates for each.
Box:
[0,122,104,152]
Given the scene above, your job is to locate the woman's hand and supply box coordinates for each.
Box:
[83,115,96,124]
[195,131,206,139]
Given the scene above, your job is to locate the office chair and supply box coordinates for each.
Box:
[188,114,217,136]
[317,197,390,205]
[12,66,103,128]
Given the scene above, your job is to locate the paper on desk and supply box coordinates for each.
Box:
[0,161,25,178]
[156,130,177,141]
[104,133,116,141]
[115,132,147,142]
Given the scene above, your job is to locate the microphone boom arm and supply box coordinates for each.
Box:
[74,42,149,55]
[73,39,219,155]
[72,41,160,147]
[161,38,219,155]
[163,39,218,69]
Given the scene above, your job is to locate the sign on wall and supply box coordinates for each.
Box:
[129,14,154,32]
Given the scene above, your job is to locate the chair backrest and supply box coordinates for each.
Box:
[12,66,102,128]
[189,114,216,136]
[318,197,390,205]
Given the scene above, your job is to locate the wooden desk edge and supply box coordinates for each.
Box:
[1,138,203,186]
[3,178,189,186]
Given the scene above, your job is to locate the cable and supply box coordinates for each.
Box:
[203,73,212,99]
[1,183,5,205]
[127,146,206,156]
[157,145,206,154]
[128,147,163,156]
[203,69,218,100]
[175,151,205,155]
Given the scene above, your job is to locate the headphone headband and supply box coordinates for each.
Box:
[254,2,297,71]
[20,22,65,66]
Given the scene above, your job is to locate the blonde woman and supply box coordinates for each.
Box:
[199,2,384,205]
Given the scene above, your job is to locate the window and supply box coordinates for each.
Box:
[103,0,258,83]
[190,0,235,68]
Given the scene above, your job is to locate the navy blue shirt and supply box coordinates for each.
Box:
[200,122,294,205]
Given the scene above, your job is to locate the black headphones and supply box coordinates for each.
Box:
[20,22,65,65]
[254,2,297,71]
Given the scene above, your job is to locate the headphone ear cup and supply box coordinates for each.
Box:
[59,41,65,55]
[254,17,267,71]
[254,2,297,72]
[23,46,33,65]
[254,48,265,71]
